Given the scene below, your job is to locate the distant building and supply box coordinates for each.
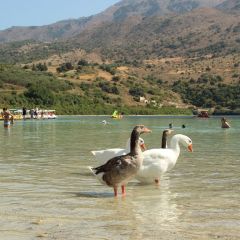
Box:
[139,96,149,104]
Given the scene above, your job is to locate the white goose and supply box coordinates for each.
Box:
[135,134,193,184]
[91,137,146,164]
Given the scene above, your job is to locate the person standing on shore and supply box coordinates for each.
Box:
[221,117,230,128]
[1,108,14,128]
[22,107,27,120]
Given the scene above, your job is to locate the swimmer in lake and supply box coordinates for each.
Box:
[221,117,230,128]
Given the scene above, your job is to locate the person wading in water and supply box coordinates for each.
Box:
[1,108,14,128]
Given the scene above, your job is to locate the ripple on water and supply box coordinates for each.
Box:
[0,116,240,239]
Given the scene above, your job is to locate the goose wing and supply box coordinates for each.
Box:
[91,148,126,162]
[93,154,134,174]
[143,149,175,164]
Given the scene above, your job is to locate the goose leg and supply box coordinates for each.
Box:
[114,186,118,197]
[121,185,126,196]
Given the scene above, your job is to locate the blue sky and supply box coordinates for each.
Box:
[0,0,120,30]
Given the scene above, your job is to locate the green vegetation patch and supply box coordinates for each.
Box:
[172,73,240,111]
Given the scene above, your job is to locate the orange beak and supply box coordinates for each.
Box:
[140,143,147,151]
[188,144,193,152]
[143,127,152,133]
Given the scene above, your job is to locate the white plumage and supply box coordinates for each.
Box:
[135,134,193,184]
[91,137,145,164]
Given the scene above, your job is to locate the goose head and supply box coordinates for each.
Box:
[126,137,146,151]
[130,125,151,153]
[133,125,152,135]
[139,137,146,151]
[164,129,174,135]
[178,134,193,152]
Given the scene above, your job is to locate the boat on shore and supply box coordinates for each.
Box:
[0,109,57,120]
[197,110,209,118]
[192,108,210,118]
[40,110,57,119]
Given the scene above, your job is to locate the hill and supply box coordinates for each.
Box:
[1,49,239,115]
[0,6,239,65]
[71,8,240,61]
[1,7,239,64]
[216,0,240,12]
[0,0,240,114]
[0,64,193,115]
[0,0,227,44]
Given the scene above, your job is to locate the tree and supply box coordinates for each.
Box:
[78,59,89,66]
[24,84,55,106]
[129,87,144,97]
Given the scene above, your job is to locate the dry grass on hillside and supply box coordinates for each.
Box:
[18,53,239,108]
[141,54,240,84]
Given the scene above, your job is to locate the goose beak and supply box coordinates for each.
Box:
[140,143,147,151]
[188,144,193,152]
[143,127,152,133]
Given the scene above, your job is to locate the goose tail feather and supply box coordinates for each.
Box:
[88,166,105,185]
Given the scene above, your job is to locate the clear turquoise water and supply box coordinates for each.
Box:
[0,116,239,239]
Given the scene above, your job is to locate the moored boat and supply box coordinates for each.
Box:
[0,109,57,120]
[197,110,209,118]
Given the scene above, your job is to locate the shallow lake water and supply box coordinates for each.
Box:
[0,115,239,240]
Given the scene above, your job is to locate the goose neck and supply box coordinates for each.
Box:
[130,131,141,155]
[161,132,168,148]
[169,136,181,153]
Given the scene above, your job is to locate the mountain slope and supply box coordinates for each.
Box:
[0,6,239,64]
[216,0,240,12]
[71,8,240,61]
[0,0,227,44]
[0,17,94,43]
[0,0,239,114]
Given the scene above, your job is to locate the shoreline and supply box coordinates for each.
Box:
[57,114,239,117]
